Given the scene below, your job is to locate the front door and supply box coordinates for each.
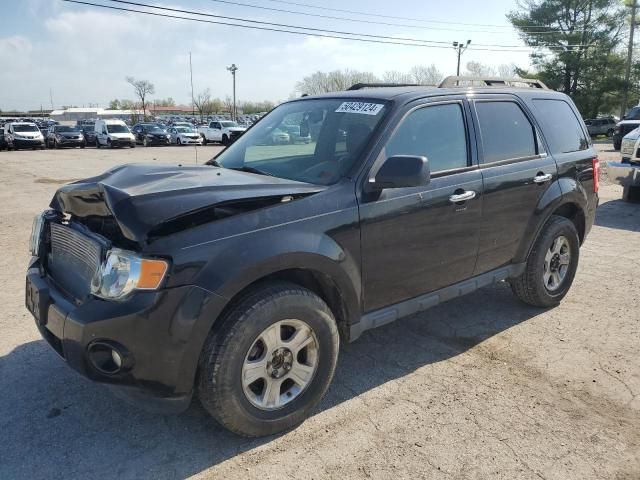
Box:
[359,100,483,312]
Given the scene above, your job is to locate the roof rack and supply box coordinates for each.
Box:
[347,82,421,91]
[438,76,548,89]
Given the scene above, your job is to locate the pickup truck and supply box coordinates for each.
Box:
[26,77,599,437]
[608,127,640,201]
[198,120,246,145]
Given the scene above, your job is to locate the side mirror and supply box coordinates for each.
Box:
[369,155,430,190]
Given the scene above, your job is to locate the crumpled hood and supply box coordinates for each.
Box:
[50,163,325,243]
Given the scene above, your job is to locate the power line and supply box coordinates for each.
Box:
[63,0,596,53]
[261,0,557,30]
[205,0,565,35]
[98,0,596,51]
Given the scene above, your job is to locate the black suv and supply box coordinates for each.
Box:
[26,78,599,437]
[131,123,171,146]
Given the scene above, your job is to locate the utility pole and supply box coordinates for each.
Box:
[189,52,195,119]
[621,1,637,118]
[226,63,238,121]
[452,40,472,78]
[49,88,54,110]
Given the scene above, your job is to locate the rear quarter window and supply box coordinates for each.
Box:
[533,99,589,154]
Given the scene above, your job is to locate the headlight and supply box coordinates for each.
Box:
[29,213,45,256]
[91,249,169,300]
[166,134,170,139]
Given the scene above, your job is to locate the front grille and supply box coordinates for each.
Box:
[230,131,242,140]
[48,223,102,300]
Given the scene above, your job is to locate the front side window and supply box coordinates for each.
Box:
[384,103,468,173]
[475,101,536,163]
[213,98,388,185]
[533,99,589,154]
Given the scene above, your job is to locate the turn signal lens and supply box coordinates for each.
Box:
[138,259,169,289]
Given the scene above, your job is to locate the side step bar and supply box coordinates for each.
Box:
[349,263,526,341]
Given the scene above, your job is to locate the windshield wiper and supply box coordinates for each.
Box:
[229,166,275,177]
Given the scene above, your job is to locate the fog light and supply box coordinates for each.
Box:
[87,341,129,375]
[111,349,123,369]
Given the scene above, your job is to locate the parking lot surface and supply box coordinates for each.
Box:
[0,143,638,479]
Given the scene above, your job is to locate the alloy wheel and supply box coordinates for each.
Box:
[543,235,571,291]
[241,319,319,411]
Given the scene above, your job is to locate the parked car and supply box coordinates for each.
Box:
[94,119,135,148]
[0,128,6,150]
[168,126,203,145]
[613,106,640,150]
[4,122,45,150]
[131,123,171,146]
[26,78,598,438]
[585,117,616,137]
[81,125,97,145]
[46,125,86,149]
[198,120,246,145]
[608,127,640,201]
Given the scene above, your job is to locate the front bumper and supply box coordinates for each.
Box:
[110,138,135,147]
[607,161,640,187]
[13,138,44,148]
[57,138,85,146]
[26,257,227,413]
[145,137,171,145]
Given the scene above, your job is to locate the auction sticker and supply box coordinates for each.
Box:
[335,102,384,115]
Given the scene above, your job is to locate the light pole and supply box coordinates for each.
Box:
[452,40,472,77]
[226,63,238,121]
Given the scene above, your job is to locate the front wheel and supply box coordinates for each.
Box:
[201,135,208,145]
[198,283,339,437]
[221,134,229,146]
[510,215,580,307]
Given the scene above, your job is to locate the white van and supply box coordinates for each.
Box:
[94,119,135,148]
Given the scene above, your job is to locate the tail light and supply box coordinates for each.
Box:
[592,156,601,193]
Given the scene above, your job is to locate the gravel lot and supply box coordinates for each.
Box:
[0,143,638,480]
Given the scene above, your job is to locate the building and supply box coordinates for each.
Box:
[49,107,144,122]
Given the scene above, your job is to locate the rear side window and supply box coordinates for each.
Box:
[385,103,468,173]
[475,101,536,163]
[533,99,588,153]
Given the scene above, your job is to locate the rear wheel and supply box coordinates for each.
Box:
[201,134,208,145]
[198,283,339,437]
[510,215,580,307]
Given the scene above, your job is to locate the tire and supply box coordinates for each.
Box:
[80,143,85,149]
[201,135,208,145]
[177,138,182,146]
[614,140,621,151]
[107,139,112,149]
[222,134,229,146]
[198,282,339,437]
[96,139,101,149]
[54,139,60,149]
[510,215,580,307]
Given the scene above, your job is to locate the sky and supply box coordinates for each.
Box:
[0,0,535,111]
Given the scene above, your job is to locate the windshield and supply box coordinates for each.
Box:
[13,124,39,132]
[175,127,194,133]
[147,125,165,133]
[625,107,640,120]
[220,121,238,128]
[213,98,388,185]
[107,124,130,133]
[56,126,81,132]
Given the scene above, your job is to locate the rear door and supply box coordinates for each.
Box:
[470,96,558,275]
[359,99,483,312]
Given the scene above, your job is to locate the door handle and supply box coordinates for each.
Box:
[449,190,476,203]
[533,173,553,184]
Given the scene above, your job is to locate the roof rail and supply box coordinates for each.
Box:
[438,76,548,89]
[347,82,421,91]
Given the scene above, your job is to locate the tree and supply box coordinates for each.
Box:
[126,76,155,119]
[295,69,379,95]
[153,97,176,107]
[108,99,137,110]
[409,65,443,85]
[508,0,625,115]
[193,89,213,121]
[223,95,234,113]
[382,70,413,83]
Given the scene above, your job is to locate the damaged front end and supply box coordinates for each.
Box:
[49,163,325,250]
